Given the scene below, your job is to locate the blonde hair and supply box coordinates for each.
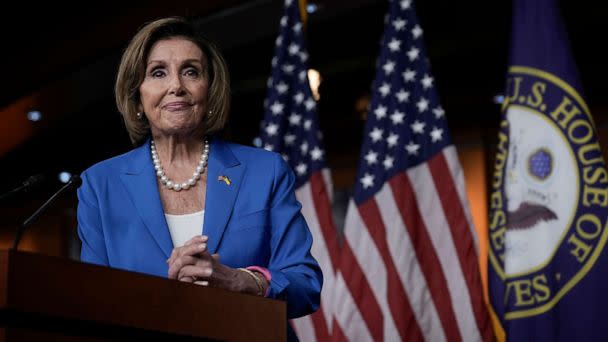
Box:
[115,17,231,146]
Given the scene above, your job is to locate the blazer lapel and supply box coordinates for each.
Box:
[204,139,244,254]
[120,139,174,259]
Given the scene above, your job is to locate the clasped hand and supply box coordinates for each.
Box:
[167,235,264,295]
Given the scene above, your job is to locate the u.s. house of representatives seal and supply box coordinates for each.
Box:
[489,66,608,320]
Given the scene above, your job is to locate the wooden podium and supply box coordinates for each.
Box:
[0,250,286,341]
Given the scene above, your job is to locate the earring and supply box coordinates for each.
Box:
[136,112,143,119]
[208,110,213,115]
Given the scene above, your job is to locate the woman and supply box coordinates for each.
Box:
[76,17,322,320]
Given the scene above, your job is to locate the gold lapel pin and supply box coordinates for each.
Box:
[218,175,232,185]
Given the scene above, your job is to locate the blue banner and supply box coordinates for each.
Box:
[488,0,608,340]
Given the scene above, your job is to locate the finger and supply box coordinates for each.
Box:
[179,276,196,283]
[178,265,212,280]
[184,235,208,247]
[176,242,208,260]
[167,248,178,265]
[168,255,197,279]
[167,237,209,264]
[212,253,220,262]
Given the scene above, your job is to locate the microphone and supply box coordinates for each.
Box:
[12,174,83,250]
[0,174,45,202]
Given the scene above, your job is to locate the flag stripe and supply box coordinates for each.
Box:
[310,171,340,267]
[330,318,348,342]
[443,146,479,253]
[390,173,462,342]
[310,310,331,341]
[295,177,333,339]
[358,199,424,341]
[291,314,316,342]
[333,271,374,342]
[376,182,447,342]
[429,151,493,341]
[407,158,482,341]
[336,223,385,341]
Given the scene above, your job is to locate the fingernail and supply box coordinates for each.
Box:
[199,243,206,250]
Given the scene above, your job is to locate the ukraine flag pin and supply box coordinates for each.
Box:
[218,175,231,185]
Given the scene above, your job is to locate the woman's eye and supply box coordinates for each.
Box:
[151,69,165,78]
[184,68,200,77]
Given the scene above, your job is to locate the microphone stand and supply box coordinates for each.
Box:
[0,174,45,203]
[12,175,82,250]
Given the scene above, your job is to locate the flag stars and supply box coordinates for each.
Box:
[311,147,324,161]
[383,156,395,170]
[364,150,378,165]
[383,60,396,75]
[281,64,295,74]
[421,74,434,89]
[387,133,399,148]
[284,134,296,145]
[296,163,307,176]
[433,106,445,119]
[374,105,388,119]
[402,69,416,82]
[280,16,288,27]
[304,119,312,130]
[270,101,284,115]
[390,111,405,124]
[416,97,429,112]
[379,83,391,97]
[288,43,300,56]
[430,127,444,142]
[370,127,384,142]
[393,18,407,31]
[292,22,302,33]
[405,141,420,155]
[294,92,305,104]
[300,142,309,155]
[276,36,283,46]
[305,98,316,111]
[407,47,420,61]
[361,173,375,189]
[411,120,425,133]
[396,89,410,102]
[289,113,302,126]
[388,39,401,52]
[299,71,307,81]
[265,123,279,136]
[412,25,423,39]
[299,52,309,62]
[276,82,289,94]
[400,0,412,10]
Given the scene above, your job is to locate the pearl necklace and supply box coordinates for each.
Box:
[151,139,209,192]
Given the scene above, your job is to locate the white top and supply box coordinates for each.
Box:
[165,210,205,247]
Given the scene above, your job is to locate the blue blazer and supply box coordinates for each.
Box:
[77,138,322,318]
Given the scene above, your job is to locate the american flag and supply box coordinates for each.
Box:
[259,0,340,340]
[332,0,493,341]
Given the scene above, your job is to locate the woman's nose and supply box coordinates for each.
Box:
[168,74,185,95]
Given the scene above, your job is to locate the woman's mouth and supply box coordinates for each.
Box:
[507,201,557,230]
[163,102,191,111]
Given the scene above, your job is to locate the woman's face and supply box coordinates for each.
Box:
[139,37,209,138]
